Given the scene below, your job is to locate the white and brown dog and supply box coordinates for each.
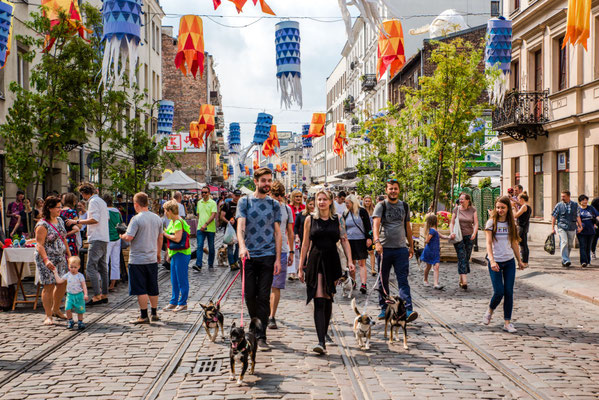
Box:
[351,298,375,350]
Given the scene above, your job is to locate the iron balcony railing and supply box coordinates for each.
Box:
[361,74,377,91]
[492,90,549,141]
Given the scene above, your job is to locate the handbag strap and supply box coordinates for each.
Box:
[44,219,69,249]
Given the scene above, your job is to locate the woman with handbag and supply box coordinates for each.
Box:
[162,200,191,312]
[343,195,373,294]
[449,193,478,290]
[35,196,71,325]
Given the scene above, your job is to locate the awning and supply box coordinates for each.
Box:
[148,170,202,190]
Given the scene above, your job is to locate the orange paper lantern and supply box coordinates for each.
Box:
[175,15,205,78]
[333,123,348,157]
[214,0,275,16]
[377,20,405,81]
[198,104,215,139]
[245,166,250,175]
[223,164,229,180]
[305,113,326,138]
[42,0,90,52]
[189,121,203,148]
[262,125,279,157]
[253,159,260,170]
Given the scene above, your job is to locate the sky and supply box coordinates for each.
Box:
[161,1,356,148]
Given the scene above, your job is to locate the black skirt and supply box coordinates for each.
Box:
[349,239,368,261]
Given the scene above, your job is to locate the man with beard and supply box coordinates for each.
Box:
[237,168,282,350]
[372,179,418,322]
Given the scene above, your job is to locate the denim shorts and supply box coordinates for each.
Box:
[271,253,288,289]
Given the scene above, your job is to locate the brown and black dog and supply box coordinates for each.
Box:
[200,301,225,342]
[382,294,409,349]
[351,298,375,350]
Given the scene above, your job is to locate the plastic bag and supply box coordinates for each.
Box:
[223,222,238,245]
[544,233,555,255]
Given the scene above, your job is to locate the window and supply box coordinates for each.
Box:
[151,21,156,50]
[557,151,569,201]
[514,157,520,186]
[557,37,567,91]
[513,0,520,11]
[512,60,519,90]
[534,49,543,91]
[533,155,544,217]
[491,1,500,17]
[16,48,29,90]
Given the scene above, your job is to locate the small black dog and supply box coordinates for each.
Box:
[383,295,409,349]
[200,301,224,342]
[229,318,261,385]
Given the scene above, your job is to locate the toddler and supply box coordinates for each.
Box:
[51,256,88,330]
[421,214,449,290]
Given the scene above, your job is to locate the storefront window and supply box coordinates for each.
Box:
[533,155,544,217]
[557,151,569,201]
[514,157,520,186]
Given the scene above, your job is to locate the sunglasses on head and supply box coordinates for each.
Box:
[387,178,398,183]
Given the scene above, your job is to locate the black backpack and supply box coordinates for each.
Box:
[381,200,410,232]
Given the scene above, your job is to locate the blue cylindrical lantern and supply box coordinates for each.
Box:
[228,122,241,154]
[302,124,312,148]
[275,21,302,109]
[267,163,274,171]
[291,164,296,174]
[101,0,143,87]
[253,113,273,145]
[0,0,13,70]
[157,100,174,135]
[485,17,512,74]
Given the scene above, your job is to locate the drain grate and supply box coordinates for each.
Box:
[193,358,223,375]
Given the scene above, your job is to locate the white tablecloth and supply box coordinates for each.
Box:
[0,248,38,287]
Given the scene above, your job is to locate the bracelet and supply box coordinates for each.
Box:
[289,250,295,253]
[374,239,381,244]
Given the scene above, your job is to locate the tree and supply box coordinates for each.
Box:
[0,8,96,198]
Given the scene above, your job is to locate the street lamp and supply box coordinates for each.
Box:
[325,111,333,185]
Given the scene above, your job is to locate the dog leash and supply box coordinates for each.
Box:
[240,257,247,327]
[363,252,385,310]
[215,269,242,307]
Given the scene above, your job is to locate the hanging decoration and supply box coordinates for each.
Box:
[291,164,296,174]
[157,100,175,135]
[377,19,405,81]
[282,162,288,172]
[275,21,302,109]
[0,0,13,70]
[563,0,591,50]
[215,153,221,167]
[223,164,229,180]
[333,123,347,158]
[268,163,274,171]
[228,122,241,154]
[275,164,281,173]
[337,0,402,48]
[175,15,205,79]
[253,159,260,170]
[253,112,273,145]
[305,113,326,138]
[301,124,312,164]
[42,0,90,52]
[485,17,512,105]
[198,104,215,140]
[262,125,279,158]
[214,0,275,16]
[245,166,250,175]
[100,0,142,87]
[190,121,203,148]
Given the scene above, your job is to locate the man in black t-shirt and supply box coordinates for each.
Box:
[220,189,241,270]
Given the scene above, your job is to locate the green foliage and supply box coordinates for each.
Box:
[478,176,492,188]
[0,8,96,195]
[237,176,255,191]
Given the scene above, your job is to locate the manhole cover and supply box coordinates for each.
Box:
[193,358,223,375]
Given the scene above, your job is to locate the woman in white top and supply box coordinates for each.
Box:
[483,196,525,333]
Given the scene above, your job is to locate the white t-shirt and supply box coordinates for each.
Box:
[335,201,347,216]
[86,195,109,242]
[62,272,85,294]
[485,220,514,262]
[280,203,293,253]
[178,202,186,218]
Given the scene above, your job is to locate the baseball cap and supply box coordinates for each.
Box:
[233,189,242,196]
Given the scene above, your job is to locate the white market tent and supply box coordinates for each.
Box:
[148,170,202,190]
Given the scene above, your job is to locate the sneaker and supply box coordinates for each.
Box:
[325,334,334,343]
[257,338,270,351]
[360,284,367,294]
[268,317,278,329]
[173,305,187,313]
[193,265,202,272]
[131,317,150,325]
[406,310,419,323]
[433,285,444,290]
[77,321,86,330]
[377,309,386,320]
[151,314,161,322]
[482,311,492,325]
[503,323,517,333]
[208,265,214,270]
[163,304,177,311]
[592,252,596,260]
[312,343,326,355]
[582,263,588,268]
[67,319,75,329]
[423,280,430,287]
[565,261,572,267]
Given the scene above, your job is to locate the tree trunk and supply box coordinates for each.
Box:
[432,148,444,212]
[449,148,458,207]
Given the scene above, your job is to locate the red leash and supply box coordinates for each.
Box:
[215,269,242,306]
[240,257,247,327]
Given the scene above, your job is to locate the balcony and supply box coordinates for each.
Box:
[361,74,377,92]
[343,96,355,114]
[492,90,549,141]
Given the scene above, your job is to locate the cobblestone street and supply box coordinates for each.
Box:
[1,242,599,399]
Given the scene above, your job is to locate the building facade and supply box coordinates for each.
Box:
[495,0,599,241]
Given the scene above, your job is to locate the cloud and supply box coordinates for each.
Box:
[162,1,352,148]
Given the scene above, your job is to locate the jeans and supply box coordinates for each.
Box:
[377,247,412,311]
[87,240,108,297]
[488,258,516,320]
[577,234,593,265]
[518,226,529,264]
[107,240,121,281]
[453,234,473,275]
[227,243,239,266]
[196,231,215,268]
[169,252,191,306]
[557,228,576,264]
[243,256,275,340]
[592,228,599,254]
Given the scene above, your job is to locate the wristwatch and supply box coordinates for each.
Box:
[374,239,381,244]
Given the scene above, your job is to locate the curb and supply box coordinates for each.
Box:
[472,256,486,266]
[564,288,599,306]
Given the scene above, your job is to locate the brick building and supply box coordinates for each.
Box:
[161,26,226,186]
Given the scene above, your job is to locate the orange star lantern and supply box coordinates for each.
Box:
[282,162,288,172]
[253,159,260,170]
[262,125,279,157]
[377,20,405,81]
[245,166,250,175]
[214,0,275,16]
[223,164,229,180]
[333,123,348,157]
[275,164,282,173]
[563,0,591,50]
[198,104,215,140]
[189,121,203,148]
[175,15,205,79]
[42,0,90,52]
[305,113,326,138]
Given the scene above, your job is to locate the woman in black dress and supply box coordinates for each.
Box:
[298,190,354,355]
[290,197,314,281]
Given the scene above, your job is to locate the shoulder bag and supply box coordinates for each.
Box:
[449,207,463,244]
[167,220,190,251]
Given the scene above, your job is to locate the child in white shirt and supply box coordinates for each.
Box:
[51,256,88,330]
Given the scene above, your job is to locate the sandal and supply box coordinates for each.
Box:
[43,317,54,325]
[53,311,67,320]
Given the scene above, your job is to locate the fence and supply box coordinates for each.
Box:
[454,187,501,228]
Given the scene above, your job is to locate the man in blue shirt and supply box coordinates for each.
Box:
[552,190,582,267]
[237,168,282,350]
